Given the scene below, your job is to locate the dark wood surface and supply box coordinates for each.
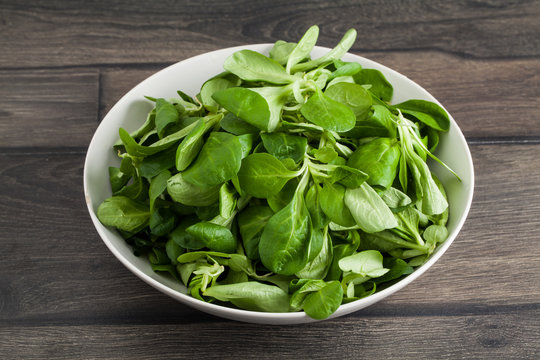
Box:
[1,1,539,359]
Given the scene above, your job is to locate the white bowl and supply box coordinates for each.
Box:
[84,44,474,324]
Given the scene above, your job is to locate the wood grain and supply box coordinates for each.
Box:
[1,144,539,324]
[1,312,539,359]
[1,0,539,69]
[0,69,99,148]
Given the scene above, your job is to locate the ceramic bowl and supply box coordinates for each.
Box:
[84,44,474,324]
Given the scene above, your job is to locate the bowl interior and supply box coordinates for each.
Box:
[84,45,474,324]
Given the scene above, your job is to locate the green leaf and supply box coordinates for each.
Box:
[347,137,400,189]
[377,186,412,210]
[269,40,297,65]
[374,258,414,284]
[186,222,237,253]
[169,216,203,250]
[300,89,356,132]
[167,172,220,207]
[344,182,398,233]
[259,178,312,275]
[182,132,243,187]
[292,28,357,72]
[203,281,290,312]
[328,61,363,81]
[97,196,150,233]
[109,166,131,193]
[286,25,319,74]
[261,132,308,163]
[304,183,330,230]
[219,182,237,219]
[149,207,176,236]
[353,68,393,102]
[319,182,356,227]
[149,169,171,212]
[267,177,298,213]
[200,77,235,110]
[155,98,179,138]
[344,105,396,139]
[220,112,259,135]
[213,87,271,131]
[175,118,206,171]
[338,250,389,278]
[302,280,343,320]
[325,82,372,121]
[165,238,185,265]
[138,146,176,179]
[237,206,274,260]
[224,49,296,84]
[296,227,333,280]
[394,100,450,132]
[237,153,298,198]
[118,119,199,157]
[423,224,448,244]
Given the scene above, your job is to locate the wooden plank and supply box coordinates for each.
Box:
[99,68,159,119]
[1,0,539,68]
[1,312,539,359]
[98,55,540,138]
[1,143,539,323]
[0,69,99,148]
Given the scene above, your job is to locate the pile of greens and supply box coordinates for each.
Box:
[97,25,459,320]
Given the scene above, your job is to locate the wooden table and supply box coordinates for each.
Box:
[1,1,539,358]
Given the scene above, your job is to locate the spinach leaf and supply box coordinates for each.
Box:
[328,61,363,80]
[224,49,296,84]
[319,182,356,227]
[220,112,259,135]
[269,40,297,65]
[149,207,176,237]
[296,227,333,280]
[203,281,290,312]
[302,280,343,320]
[182,132,243,187]
[267,177,298,213]
[219,183,237,220]
[237,153,299,198]
[138,146,176,179]
[344,182,398,233]
[169,216,203,250]
[167,172,220,207]
[292,28,357,72]
[300,89,356,132]
[155,98,179,138]
[374,258,414,284]
[394,100,450,132]
[175,118,206,171]
[213,87,272,131]
[305,183,330,230]
[347,137,400,188]
[186,222,237,253]
[237,206,274,260]
[200,77,235,110]
[149,169,171,212]
[258,173,312,275]
[339,250,389,278]
[261,132,308,163]
[286,25,319,74]
[325,82,372,121]
[353,68,393,102]
[97,196,150,233]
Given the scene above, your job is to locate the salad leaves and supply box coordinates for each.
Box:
[97,25,460,320]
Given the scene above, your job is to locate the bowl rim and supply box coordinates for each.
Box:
[84,43,475,324]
